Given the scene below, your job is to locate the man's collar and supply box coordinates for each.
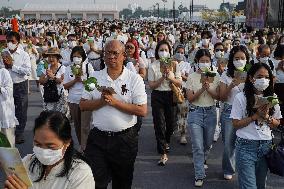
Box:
[104,66,128,82]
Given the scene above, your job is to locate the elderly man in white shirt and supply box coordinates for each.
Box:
[80,40,147,189]
[1,31,31,144]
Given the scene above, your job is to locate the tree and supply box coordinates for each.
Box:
[119,8,133,19]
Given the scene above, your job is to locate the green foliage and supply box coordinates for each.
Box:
[83,77,98,92]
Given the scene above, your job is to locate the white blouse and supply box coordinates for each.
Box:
[23,154,95,189]
[0,68,18,128]
[230,92,282,140]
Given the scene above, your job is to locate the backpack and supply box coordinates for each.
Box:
[43,66,62,103]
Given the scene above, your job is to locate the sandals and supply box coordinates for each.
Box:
[158,156,168,166]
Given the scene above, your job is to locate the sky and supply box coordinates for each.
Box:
[0,0,242,10]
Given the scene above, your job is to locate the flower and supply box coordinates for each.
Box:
[267,95,280,107]
[88,83,97,90]
[83,77,99,92]
[203,68,216,77]
[71,64,82,76]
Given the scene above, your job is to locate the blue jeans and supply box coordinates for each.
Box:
[220,103,236,175]
[235,137,272,189]
[188,106,217,179]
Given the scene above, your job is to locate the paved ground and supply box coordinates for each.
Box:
[1,84,283,189]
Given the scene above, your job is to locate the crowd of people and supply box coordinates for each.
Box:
[0,18,284,189]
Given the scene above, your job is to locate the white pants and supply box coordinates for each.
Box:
[1,127,15,147]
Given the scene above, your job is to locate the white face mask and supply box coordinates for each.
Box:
[233,60,246,71]
[253,78,270,92]
[7,42,18,51]
[198,63,211,72]
[158,51,170,58]
[259,57,269,64]
[215,51,224,59]
[281,42,284,45]
[33,145,64,165]
[202,39,210,46]
[68,41,77,48]
[73,57,82,65]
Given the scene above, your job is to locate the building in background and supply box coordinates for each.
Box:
[20,0,119,20]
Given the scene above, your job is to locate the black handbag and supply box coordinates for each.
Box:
[265,129,284,177]
[43,65,62,103]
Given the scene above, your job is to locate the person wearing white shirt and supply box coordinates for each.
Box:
[173,45,191,145]
[0,68,18,147]
[80,40,147,189]
[63,46,95,151]
[39,48,69,116]
[148,40,182,166]
[60,42,72,66]
[230,63,282,189]
[186,49,220,187]
[273,45,284,122]
[219,46,251,180]
[4,111,95,189]
[1,31,31,144]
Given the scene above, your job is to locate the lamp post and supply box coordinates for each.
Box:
[162,0,167,22]
[156,3,160,19]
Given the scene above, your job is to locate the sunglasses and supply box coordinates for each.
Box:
[215,49,224,52]
[126,45,135,50]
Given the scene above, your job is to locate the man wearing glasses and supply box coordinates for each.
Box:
[80,40,147,189]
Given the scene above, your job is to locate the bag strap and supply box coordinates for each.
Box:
[54,65,62,76]
[86,63,89,79]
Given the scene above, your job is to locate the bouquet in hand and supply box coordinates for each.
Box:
[71,64,83,76]
[202,68,217,77]
[43,59,49,69]
[254,94,280,109]
[83,77,99,92]
[160,57,173,68]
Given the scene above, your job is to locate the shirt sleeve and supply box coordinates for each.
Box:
[11,51,31,76]
[138,57,146,69]
[273,104,283,120]
[68,162,95,189]
[81,89,93,100]
[132,75,147,105]
[0,69,13,100]
[147,64,155,81]
[185,74,193,90]
[63,67,72,84]
[220,72,228,85]
[174,63,182,80]
[230,93,244,120]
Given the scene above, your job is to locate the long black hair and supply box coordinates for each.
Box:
[227,45,250,78]
[29,111,88,182]
[244,63,275,117]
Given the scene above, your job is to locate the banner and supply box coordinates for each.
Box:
[246,0,268,28]
[267,0,281,27]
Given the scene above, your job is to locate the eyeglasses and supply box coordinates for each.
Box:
[105,51,123,57]
[215,49,224,52]
[125,45,135,50]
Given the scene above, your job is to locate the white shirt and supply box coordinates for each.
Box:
[82,68,147,132]
[0,68,18,128]
[23,154,95,189]
[230,92,282,140]
[177,61,191,88]
[273,59,284,83]
[63,61,95,104]
[148,60,182,91]
[220,71,245,105]
[60,48,72,66]
[1,48,31,83]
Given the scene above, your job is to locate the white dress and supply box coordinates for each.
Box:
[0,68,18,128]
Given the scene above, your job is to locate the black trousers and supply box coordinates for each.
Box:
[151,90,177,154]
[13,80,28,137]
[85,127,138,189]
